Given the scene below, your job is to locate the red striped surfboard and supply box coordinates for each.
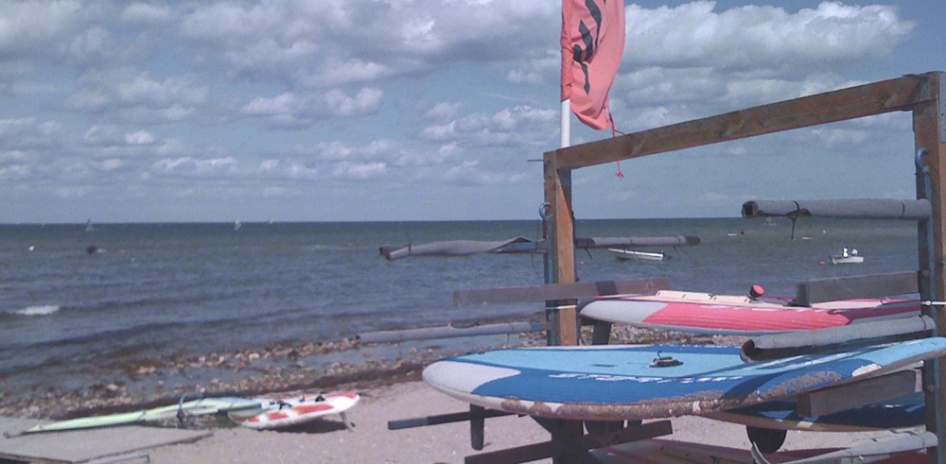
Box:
[229,392,359,430]
[580,290,919,334]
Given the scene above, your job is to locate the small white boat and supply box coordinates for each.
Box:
[831,247,864,264]
[608,248,669,261]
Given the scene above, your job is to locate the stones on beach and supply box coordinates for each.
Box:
[0,327,576,422]
[136,365,157,376]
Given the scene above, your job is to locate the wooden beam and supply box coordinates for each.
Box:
[464,419,672,464]
[796,370,917,417]
[549,73,934,171]
[794,272,917,306]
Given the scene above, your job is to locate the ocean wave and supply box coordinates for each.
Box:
[9,305,60,316]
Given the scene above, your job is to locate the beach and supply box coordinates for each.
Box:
[1,324,926,463]
[143,380,915,464]
[0,219,927,462]
[0,219,918,415]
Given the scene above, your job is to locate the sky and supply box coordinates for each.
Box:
[1,1,944,223]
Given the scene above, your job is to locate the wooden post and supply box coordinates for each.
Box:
[543,148,584,464]
[915,71,946,464]
[543,150,578,347]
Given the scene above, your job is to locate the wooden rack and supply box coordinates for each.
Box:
[543,71,946,464]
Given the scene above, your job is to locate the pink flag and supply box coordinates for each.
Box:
[561,0,625,131]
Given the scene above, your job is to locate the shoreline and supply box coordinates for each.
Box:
[0,338,460,421]
[0,325,725,422]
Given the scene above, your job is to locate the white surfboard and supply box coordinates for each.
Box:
[229,392,359,430]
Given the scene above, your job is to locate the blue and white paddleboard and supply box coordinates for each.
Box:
[423,339,946,422]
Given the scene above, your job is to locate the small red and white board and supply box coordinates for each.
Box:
[229,392,360,430]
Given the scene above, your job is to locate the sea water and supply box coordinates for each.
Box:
[0,218,920,401]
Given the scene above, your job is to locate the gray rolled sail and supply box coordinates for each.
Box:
[380,235,700,261]
[379,237,538,260]
[577,236,700,248]
[740,316,935,362]
[742,199,931,220]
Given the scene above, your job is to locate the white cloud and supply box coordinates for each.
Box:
[125,130,155,145]
[422,105,557,147]
[152,156,237,178]
[66,26,110,64]
[96,158,123,171]
[178,1,558,87]
[332,161,387,180]
[116,73,207,107]
[0,150,29,162]
[608,2,916,133]
[0,118,62,149]
[626,2,914,72]
[241,88,383,129]
[442,160,528,186]
[257,159,319,181]
[120,3,175,24]
[83,125,124,146]
[0,0,90,59]
[317,141,355,161]
[66,70,208,122]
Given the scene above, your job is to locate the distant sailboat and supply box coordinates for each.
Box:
[85,219,94,232]
[234,220,242,231]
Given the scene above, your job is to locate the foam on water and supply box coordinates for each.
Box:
[10,304,60,316]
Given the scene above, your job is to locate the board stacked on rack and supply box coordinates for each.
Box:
[579,290,919,335]
[422,339,946,422]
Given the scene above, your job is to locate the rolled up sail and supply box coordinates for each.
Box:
[577,236,701,248]
[742,199,931,220]
[380,235,700,261]
[379,237,538,260]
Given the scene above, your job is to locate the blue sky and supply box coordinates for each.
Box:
[1,1,943,223]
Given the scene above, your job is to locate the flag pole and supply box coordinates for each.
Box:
[561,99,571,148]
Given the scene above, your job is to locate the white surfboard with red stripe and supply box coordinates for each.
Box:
[580,290,919,335]
[229,392,360,430]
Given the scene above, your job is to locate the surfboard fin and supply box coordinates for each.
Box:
[750,443,773,464]
[340,412,354,431]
